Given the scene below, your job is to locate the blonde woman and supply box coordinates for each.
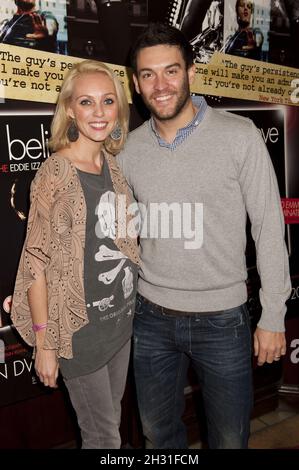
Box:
[11,60,140,448]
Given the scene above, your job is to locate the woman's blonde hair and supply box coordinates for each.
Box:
[49,60,129,155]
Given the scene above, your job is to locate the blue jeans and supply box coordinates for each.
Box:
[133,294,253,449]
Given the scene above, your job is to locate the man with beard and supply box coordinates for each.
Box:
[117,22,291,448]
[0,0,58,52]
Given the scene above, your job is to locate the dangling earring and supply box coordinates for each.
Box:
[110,122,122,141]
[67,120,79,142]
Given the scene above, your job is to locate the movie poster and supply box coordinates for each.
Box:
[166,0,298,67]
[215,97,299,390]
[0,0,68,54]
[0,109,54,405]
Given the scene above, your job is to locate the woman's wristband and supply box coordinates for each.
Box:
[32,322,47,332]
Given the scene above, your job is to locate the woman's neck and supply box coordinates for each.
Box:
[67,140,104,174]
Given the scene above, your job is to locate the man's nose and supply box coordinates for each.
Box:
[154,74,168,90]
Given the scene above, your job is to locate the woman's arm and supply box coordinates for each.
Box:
[28,273,59,388]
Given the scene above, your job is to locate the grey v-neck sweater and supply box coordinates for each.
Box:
[117,106,291,331]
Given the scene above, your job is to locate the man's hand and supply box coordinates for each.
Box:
[254,327,286,366]
[26,13,48,40]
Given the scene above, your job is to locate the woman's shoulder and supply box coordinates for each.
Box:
[31,153,78,195]
[36,152,75,177]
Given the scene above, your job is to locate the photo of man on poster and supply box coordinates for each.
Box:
[0,1,64,53]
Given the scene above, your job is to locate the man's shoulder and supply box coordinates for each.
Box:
[128,120,150,141]
[210,107,252,126]
[207,107,254,134]
[120,120,151,157]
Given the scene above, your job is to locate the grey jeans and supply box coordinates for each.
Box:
[64,340,131,449]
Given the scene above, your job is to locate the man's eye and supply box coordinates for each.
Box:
[141,73,152,79]
[167,69,177,75]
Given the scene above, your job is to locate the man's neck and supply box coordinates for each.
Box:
[153,98,197,144]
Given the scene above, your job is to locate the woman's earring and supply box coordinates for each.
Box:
[110,123,122,141]
[67,120,79,142]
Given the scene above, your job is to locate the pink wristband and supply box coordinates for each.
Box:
[32,323,47,332]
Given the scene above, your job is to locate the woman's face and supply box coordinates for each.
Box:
[237,1,253,25]
[67,72,119,145]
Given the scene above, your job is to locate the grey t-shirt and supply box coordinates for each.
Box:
[59,160,138,379]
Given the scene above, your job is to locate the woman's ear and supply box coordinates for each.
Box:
[67,107,75,120]
[66,99,75,120]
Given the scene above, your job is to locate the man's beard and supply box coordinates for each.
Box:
[143,73,191,122]
[15,1,35,12]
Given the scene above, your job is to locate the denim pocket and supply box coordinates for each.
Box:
[206,305,244,329]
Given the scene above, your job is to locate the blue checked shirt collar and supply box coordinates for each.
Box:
[150,95,207,151]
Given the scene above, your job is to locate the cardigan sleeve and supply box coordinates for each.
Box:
[11,160,56,348]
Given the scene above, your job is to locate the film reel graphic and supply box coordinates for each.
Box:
[10,179,26,221]
[167,0,224,64]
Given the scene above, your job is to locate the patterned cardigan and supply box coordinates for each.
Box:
[11,152,140,359]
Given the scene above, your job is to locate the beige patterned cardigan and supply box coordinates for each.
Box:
[11,152,140,359]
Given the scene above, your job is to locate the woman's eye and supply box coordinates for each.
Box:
[104,98,114,105]
[80,99,91,105]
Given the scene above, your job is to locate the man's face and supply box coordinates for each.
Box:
[237,1,253,26]
[133,45,194,122]
[15,1,36,12]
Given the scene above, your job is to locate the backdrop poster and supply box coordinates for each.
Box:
[214,98,299,389]
[0,110,54,406]
[1,1,298,106]
[0,0,68,55]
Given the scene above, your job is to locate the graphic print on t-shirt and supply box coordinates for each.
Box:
[95,245,128,261]
[98,259,126,284]
[96,190,116,239]
[94,189,135,305]
[58,166,137,380]
[122,266,134,299]
[92,295,115,311]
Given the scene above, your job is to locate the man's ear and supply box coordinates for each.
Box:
[133,74,141,95]
[188,64,196,87]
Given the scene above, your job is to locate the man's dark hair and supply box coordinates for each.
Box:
[130,22,194,73]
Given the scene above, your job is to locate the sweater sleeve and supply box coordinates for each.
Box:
[11,160,55,347]
[239,121,291,332]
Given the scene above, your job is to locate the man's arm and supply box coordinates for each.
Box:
[239,121,291,365]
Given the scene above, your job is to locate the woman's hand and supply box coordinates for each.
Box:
[34,347,59,388]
